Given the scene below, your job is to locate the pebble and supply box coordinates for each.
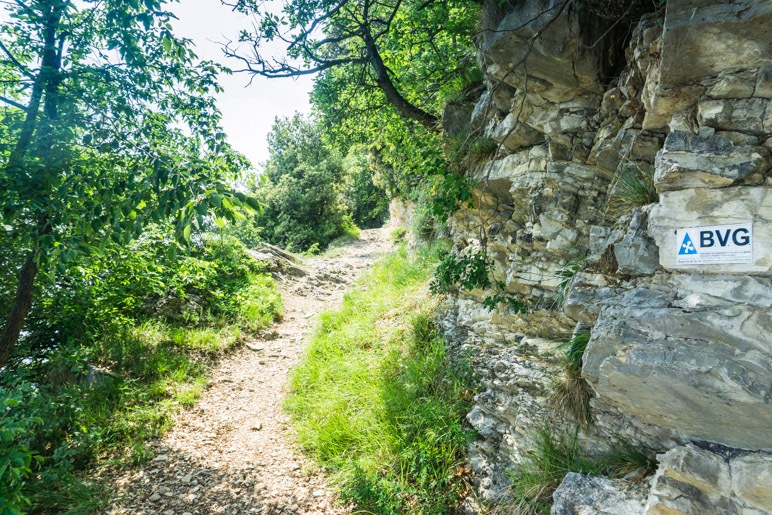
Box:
[89,230,388,515]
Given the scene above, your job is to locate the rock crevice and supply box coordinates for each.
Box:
[442,0,772,511]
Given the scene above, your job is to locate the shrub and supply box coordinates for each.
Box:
[1,227,282,512]
[430,249,491,294]
[0,386,41,514]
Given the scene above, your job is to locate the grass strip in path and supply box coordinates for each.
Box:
[286,244,477,514]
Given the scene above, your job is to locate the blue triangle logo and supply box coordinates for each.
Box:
[679,233,698,255]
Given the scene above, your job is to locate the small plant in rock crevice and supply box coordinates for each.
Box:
[550,333,593,427]
[501,427,656,514]
[551,261,583,310]
[607,162,658,218]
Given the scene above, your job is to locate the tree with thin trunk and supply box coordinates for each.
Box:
[0,0,254,369]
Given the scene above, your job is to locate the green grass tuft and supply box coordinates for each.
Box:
[286,244,476,514]
[607,162,658,217]
[504,428,656,513]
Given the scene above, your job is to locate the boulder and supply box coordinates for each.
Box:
[552,473,647,515]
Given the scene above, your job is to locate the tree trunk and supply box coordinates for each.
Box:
[0,253,39,368]
[362,28,440,131]
[0,1,64,369]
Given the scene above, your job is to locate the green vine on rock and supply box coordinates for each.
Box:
[430,249,491,294]
[430,251,532,314]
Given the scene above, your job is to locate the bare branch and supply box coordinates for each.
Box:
[0,94,27,111]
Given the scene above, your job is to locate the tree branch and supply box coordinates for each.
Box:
[0,40,34,79]
[0,94,28,111]
[361,22,438,131]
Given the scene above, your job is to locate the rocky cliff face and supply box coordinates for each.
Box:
[440,0,772,511]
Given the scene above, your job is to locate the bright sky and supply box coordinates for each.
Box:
[171,2,314,171]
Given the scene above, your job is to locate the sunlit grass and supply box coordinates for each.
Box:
[286,244,477,514]
[7,269,283,513]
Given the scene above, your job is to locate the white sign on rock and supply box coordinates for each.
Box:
[676,223,753,265]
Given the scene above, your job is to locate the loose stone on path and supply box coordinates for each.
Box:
[103,228,393,514]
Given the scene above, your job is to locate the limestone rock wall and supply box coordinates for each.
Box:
[441,0,772,511]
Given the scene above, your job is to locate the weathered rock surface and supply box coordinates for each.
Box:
[551,472,648,515]
[645,445,772,514]
[584,290,772,451]
[443,0,772,511]
[654,130,769,191]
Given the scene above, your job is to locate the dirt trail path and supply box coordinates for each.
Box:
[108,227,393,515]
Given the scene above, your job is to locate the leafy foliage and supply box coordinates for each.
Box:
[431,249,535,315]
[0,388,42,514]
[482,287,532,315]
[0,0,256,367]
[341,150,390,229]
[0,228,282,512]
[253,114,387,252]
[430,249,491,295]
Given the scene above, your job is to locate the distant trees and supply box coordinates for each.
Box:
[252,114,388,252]
[0,0,251,368]
[224,0,480,223]
[257,114,350,251]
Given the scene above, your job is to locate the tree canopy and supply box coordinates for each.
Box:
[253,114,352,251]
[0,0,253,368]
[224,0,479,131]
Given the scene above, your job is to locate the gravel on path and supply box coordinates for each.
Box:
[104,227,394,515]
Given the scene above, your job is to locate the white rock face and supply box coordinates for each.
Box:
[444,0,772,510]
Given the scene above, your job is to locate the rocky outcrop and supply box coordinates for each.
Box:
[551,472,648,514]
[441,0,772,511]
[645,445,772,514]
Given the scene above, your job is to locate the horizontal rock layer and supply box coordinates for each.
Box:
[444,0,772,511]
